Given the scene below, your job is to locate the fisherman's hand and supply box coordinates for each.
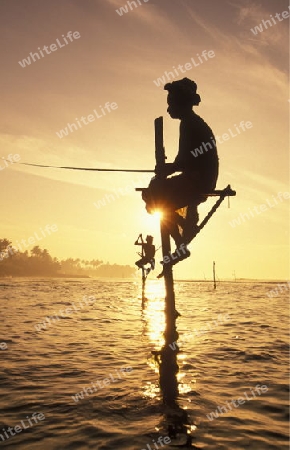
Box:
[155,163,176,177]
[163,163,176,176]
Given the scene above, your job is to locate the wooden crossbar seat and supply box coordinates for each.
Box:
[136,184,236,240]
[136,184,236,197]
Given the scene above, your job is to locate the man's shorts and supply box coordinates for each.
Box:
[142,172,217,213]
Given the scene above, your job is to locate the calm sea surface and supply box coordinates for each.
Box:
[0,278,289,449]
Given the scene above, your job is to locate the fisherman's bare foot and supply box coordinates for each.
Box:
[171,247,190,263]
[157,269,164,278]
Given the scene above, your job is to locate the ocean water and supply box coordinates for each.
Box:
[0,278,289,449]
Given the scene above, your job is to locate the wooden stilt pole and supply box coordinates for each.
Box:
[141,266,146,299]
[154,120,187,440]
[160,215,176,341]
[135,116,236,445]
[135,234,147,303]
[154,117,177,343]
[135,116,236,446]
[213,260,216,289]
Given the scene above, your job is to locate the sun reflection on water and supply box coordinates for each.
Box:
[141,278,197,443]
[141,279,166,350]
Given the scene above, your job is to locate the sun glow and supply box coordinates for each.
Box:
[152,210,163,222]
[137,209,162,239]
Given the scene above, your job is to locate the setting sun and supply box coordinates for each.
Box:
[152,210,163,223]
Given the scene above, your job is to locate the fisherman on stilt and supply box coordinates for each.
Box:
[135,234,156,276]
[142,78,219,275]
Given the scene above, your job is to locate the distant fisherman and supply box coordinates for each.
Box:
[135,234,155,275]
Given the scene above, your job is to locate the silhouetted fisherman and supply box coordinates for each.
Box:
[135,234,155,274]
[143,78,219,265]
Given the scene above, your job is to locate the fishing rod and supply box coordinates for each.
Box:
[16,162,154,173]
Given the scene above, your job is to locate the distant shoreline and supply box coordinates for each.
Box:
[0,276,287,283]
[0,274,90,279]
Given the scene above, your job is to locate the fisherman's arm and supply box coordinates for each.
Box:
[154,162,180,177]
[134,234,144,245]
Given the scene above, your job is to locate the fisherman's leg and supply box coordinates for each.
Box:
[169,222,183,248]
[135,257,147,268]
[157,242,190,278]
[163,210,184,247]
[157,210,190,278]
[182,203,199,244]
[174,211,186,227]
[143,174,191,216]
[142,177,167,213]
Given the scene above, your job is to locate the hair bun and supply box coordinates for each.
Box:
[164,78,201,106]
[193,93,201,106]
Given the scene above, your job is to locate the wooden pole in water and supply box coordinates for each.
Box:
[213,261,216,289]
[160,216,176,340]
[141,236,145,293]
[154,117,177,342]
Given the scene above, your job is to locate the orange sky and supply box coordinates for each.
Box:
[0,0,289,280]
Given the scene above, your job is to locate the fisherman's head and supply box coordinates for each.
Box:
[164,78,201,119]
[146,235,153,243]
